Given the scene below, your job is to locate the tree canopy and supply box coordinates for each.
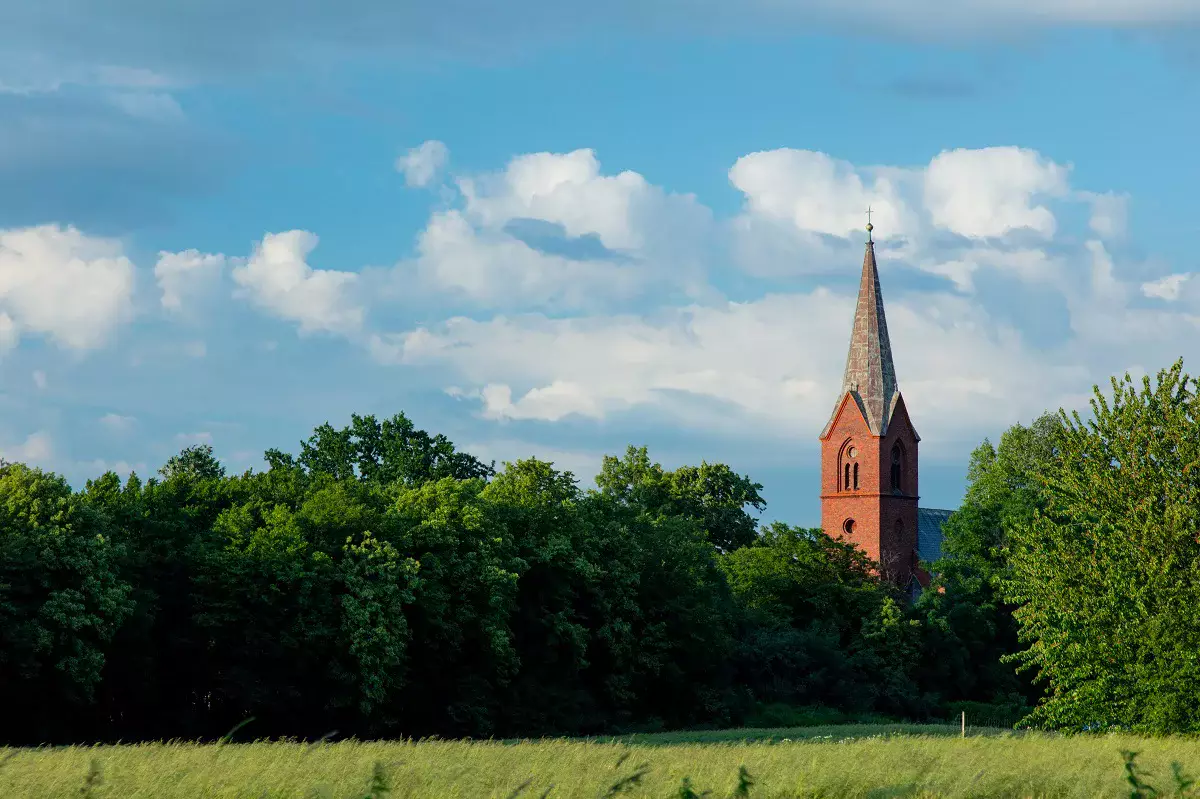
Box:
[9,357,1195,742]
[1003,360,1200,733]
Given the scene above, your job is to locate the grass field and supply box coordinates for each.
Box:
[2,724,1196,798]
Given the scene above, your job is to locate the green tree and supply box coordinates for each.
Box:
[1003,361,1200,732]
[0,464,134,743]
[595,446,765,551]
[277,412,493,486]
[390,476,521,736]
[80,447,242,741]
[721,524,919,715]
[159,444,225,481]
[915,414,1058,709]
[481,458,600,733]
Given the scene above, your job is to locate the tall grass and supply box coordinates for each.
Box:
[4,725,1200,798]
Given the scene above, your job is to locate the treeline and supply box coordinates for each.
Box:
[4,401,1057,745]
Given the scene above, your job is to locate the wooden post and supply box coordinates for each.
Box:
[961,711,966,738]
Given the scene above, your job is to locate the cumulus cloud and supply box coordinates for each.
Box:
[232,231,364,335]
[377,286,1086,450]
[463,438,604,481]
[77,458,148,478]
[365,142,1200,461]
[729,149,915,241]
[1142,273,1190,301]
[1082,190,1130,240]
[399,148,712,309]
[0,224,134,350]
[413,210,644,308]
[396,140,449,187]
[155,248,227,311]
[1,431,53,466]
[727,145,1088,289]
[99,413,137,433]
[923,147,1069,239]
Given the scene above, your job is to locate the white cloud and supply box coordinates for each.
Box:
[100,413,137,433]
[727,146,1083,286]
[106,90,185,122]
[1142,273,1190,301]
[729,149,915,240]
[0,225,135,350]
[175,431,213,446]
[923,147,1069,239]
[78,458,148,477]
[1082,190,1130,240]
[384,287,1082,449]
[1,431,53,466]
[368,142,1200,460]
[31,370,46,390]
[401,148,712,309]
[155,249,227,311]
[461,148,655,251]
[231,231,364,335]
[0,313,19,353]
[413,210,643,308]
[396,140,449,188]
[464,438,605,484]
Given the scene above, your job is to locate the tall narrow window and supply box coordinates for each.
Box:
[890,444,903,493]
[844,463,851,491]
[852,462,859,490]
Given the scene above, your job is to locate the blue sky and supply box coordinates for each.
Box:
[1,2,1198,526]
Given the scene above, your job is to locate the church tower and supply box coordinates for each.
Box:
[819,221,921,585]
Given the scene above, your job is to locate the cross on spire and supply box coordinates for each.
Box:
[865,206,874,241]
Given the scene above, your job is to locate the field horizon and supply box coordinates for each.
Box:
[3,723,1194,798]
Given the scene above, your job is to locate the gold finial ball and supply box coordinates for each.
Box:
[866,222,873,232]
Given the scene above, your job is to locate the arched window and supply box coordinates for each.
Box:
[890,443,904,493]
[843,519,855,536]
[841,442,857,492]
[895,519,904,543]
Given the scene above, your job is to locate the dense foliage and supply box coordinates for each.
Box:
[1003,360,1200,733]
[21,387,1171,744]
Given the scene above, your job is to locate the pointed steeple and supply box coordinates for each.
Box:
[821,223,898,437]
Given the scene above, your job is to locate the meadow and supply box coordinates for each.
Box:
[2,724,1195,799]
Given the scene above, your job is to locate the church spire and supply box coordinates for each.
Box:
[821,220,898,437]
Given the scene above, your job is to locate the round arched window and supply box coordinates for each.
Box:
[843,519,855,536]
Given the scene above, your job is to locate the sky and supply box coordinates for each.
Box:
[0,1,1197,526]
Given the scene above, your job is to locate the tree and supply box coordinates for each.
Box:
[1003,360,1200,732]
[159,444,225,480]
[389,476,521,736]
[721,524,921,715]
[915,414,1059,709]
[595,446,765,551]
[275,412,494,486]
[0,464,134,743]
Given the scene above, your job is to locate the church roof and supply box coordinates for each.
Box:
[821,230,899,438]
[917,507,954,564]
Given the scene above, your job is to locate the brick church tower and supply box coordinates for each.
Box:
[819,221,924,586]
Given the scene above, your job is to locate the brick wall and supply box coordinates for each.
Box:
[820,393,920,584]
